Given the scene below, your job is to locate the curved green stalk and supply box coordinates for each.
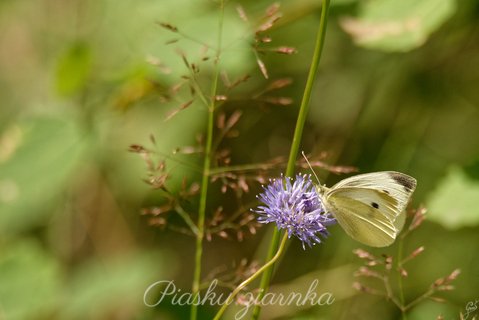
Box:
[212,233,289,320]
[251,1,331,318]
[190,1,224,320]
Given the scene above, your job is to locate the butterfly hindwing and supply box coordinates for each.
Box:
[324,188,398,247]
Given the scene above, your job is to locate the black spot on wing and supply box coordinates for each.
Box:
[371,202,379,209]
[389,172,416,192]
[382,189,390,194]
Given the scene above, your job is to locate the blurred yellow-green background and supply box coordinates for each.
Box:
[1,0,479,319]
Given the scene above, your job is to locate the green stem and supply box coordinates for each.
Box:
[175,204,199,235]
[251,1,331,319]
[285,1,330,177]
[403,288,433,311]
[190,2,224,320]
[212,233,289,320]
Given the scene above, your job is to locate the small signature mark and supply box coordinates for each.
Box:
[464,300,479,320]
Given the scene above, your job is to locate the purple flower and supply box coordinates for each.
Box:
[253,174,336,249]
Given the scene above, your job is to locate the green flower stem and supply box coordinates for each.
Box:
[212,233,289,320]
[251,1,331,319]
[285,0,330,177]
[190,2,224,320]
[175,204,199,235]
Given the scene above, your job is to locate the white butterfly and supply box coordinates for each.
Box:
[317,171,417,247]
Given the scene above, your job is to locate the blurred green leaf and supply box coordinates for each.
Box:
[62,251,166,319]
[340,0,456,52]
[55,41,92,96]
[0,240,62,319]
[0,116,87,235]
[427,166,479,229]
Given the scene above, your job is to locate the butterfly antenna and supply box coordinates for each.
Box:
[301,151,321,185]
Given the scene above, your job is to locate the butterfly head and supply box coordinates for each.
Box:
[316,184,329,196]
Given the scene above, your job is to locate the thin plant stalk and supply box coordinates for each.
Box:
[397,238,407,320]
[251,1,331,318]
[212,233,289,320]
[191,1,224,320]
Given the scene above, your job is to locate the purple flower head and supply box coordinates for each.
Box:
[253,174,336,249]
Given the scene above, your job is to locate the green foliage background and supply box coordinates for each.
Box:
[0,0,478,319]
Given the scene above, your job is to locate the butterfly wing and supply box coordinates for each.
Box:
[323,171,416,247]
[330,171,416,215]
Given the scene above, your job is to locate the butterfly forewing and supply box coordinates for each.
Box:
[329,171,416,214]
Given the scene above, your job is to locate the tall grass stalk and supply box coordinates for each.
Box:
[251,1,331,318]
[191,1,224,319]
